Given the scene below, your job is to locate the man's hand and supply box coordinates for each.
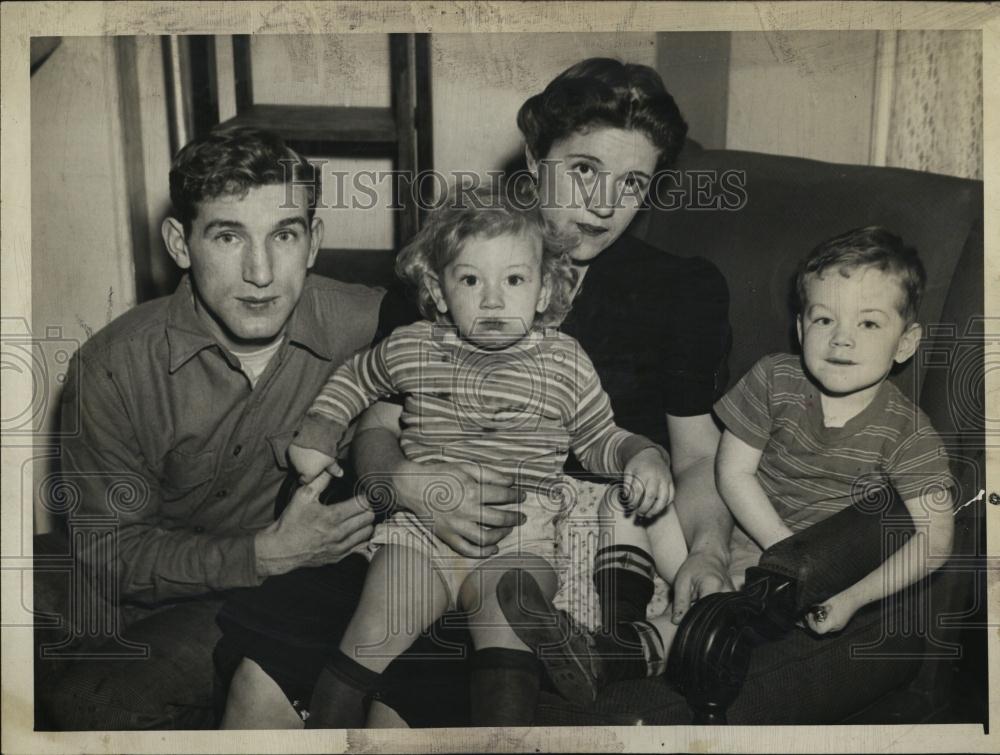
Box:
[254,473,375,578]
[623,447,675,519]
[386,460,525,558]
[670,547,735,624]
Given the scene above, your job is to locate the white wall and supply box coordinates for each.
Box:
[133,37,177,298]
[231,35,396,251]
[30,36,138,531]
[725,31,879,165]
[431,33,657,180]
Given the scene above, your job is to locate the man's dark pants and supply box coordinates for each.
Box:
[34,546,224,731]
[33,550,408,730]
[34,473,471,730]
[212,470,473,728]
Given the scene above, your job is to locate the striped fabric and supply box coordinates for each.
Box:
[306,321,652,490]
[592,545,657,584]
[714,353,951,532]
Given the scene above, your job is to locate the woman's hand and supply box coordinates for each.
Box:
[288,443,343,483]
[804,590,862,635]
[670,548,736,623]
[623,447,675,518]
[387,458,527,557]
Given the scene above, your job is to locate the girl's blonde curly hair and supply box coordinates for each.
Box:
[395,185,578,329]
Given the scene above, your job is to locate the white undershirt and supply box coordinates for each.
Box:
[233,339,283,387]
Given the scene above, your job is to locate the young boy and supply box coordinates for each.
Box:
[714,226,954,633]
[500,226,955,708]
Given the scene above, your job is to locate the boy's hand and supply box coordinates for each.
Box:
[289,442,344,483]
[623,447,675,518]
[804,590,861,635]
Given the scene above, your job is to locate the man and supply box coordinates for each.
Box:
[40,127,522,729]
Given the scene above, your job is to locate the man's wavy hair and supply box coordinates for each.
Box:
[395,186,578,329]
[796,226,927,324]
[517,57,688,168]
[168,127,320,235]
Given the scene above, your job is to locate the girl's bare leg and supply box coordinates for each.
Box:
[308,544,448,727]
[646,505,689,584]
[340,544,449,671]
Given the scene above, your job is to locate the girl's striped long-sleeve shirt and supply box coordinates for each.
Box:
[295,320,660,491]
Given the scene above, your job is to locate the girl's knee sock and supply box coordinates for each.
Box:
[592,545,666,681]
[593,545,656,626]
[306,649,383,729]
[469,648,542,726]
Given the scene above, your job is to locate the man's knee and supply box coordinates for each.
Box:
[39,600,221,731]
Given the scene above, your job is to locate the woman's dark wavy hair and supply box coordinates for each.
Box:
[517,58,688,167]
[168,126,320,235]
[395,186,578,329]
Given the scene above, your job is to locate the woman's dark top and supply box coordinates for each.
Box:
[379,231,731,456]
[561,232,731,452]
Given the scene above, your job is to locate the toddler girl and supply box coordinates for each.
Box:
[290,188,675,726]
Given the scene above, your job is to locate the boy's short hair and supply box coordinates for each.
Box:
[168,127,320,235]
[395,186,577,328]
[796,226,926,323]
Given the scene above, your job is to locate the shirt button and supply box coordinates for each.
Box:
[215,490,228,499]
[233,445,243,457]
[194,526,205,533]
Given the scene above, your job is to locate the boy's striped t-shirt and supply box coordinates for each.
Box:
[713,353,951,532]
[299,320,655,491]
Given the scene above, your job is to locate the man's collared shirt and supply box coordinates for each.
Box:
[61,274,383,604]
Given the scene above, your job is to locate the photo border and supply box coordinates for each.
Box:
[2,2,997,752]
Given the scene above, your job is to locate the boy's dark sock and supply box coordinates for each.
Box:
[596,619,667,683]
[469,647,542,726]
[593,545,656,627]
[305,649,383,729]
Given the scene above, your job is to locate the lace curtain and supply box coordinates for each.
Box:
[885,30,983,180]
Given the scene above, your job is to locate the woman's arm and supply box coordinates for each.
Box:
[663,412,735,622]
[807,492,954,634]
[350,401,524,558]
[715,429,794,550]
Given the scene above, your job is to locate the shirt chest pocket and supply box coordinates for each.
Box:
[160,448,217,509]
[267,430,296,470]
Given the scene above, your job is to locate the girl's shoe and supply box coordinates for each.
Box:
[496,569,603,704]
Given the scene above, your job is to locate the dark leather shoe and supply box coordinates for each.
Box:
[497,569,602,704]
